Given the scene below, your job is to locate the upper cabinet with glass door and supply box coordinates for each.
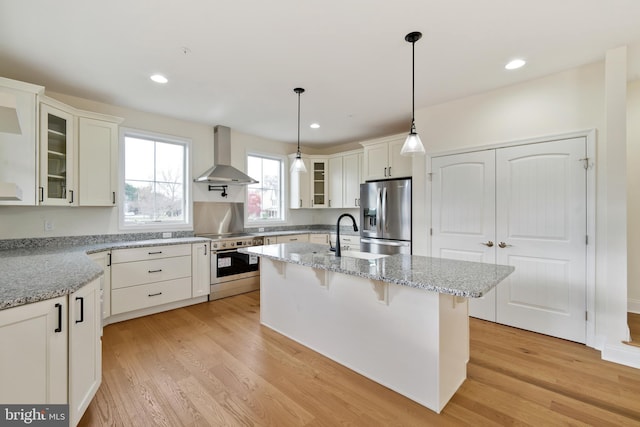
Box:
[40,102,77,206]
[311,158,328,208]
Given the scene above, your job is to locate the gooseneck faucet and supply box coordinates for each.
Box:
[333,213,359,257]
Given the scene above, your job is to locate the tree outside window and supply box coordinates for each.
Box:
[122,134,189,226]
[247,155,284,222]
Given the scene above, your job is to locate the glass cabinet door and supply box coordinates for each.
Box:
[311,159,328,208]
[40,104,75,205]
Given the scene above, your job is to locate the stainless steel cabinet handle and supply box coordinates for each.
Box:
[482,241,494,247]
[498,242,512,248]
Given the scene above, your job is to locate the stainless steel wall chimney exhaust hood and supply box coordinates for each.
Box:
[194,125,258,185]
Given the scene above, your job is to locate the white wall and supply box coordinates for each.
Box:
[628,79,640,313]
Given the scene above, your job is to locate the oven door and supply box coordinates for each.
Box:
[211,249,260,284]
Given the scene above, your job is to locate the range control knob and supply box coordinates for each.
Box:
[221,242,227,248]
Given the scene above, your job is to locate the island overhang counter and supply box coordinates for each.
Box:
[242,243,514,413]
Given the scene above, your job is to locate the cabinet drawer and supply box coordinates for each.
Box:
[111,278,192,315]
[276,234,309,243]
[111,244,191,264]
[111,256,191,289]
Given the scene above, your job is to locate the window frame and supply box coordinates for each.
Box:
[118,127,192,231]
[245,151,287,226]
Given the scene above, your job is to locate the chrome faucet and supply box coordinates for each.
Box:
[333,213,359,257]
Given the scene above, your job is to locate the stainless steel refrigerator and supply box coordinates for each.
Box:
[360,178,411,255]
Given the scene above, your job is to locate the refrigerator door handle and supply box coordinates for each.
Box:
[382,186,388,233]
[376,187,383,234]
[361,238,409,247]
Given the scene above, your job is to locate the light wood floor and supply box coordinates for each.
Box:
[80,292,640,426]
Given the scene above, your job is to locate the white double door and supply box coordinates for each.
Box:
[431,138,587,343]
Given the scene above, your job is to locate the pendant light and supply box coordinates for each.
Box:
[290,87,308,173]
[400,31,426,156]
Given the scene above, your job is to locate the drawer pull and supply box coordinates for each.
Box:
[148,292,163,297]
[55,303,63,333]
[148,251,163,255]
[148,269,163,273]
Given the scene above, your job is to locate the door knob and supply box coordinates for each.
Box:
[498,242,512,248]
[482,241,494,247]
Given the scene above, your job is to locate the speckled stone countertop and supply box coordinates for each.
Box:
[0,237,210,311]
[242,242,515,298]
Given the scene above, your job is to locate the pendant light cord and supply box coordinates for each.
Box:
[411,37,415,129]
[297,91,301,154]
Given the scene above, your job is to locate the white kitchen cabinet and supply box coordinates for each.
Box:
[110,244,193,315]
[289,155,311,209]
[276,234,309,243]
[309,233,329,244]
[78,117,119,206]
[329,234,361,251]
[310,158,329,208]
[0,77,43,206]
[342,152,362,208]
[40,100,77,206]
[191,242,210,298]
[69,278,101,427]
[362,135,412,181]
[328,156,343,208]
[88,251,111,320]
[0,296,68,404]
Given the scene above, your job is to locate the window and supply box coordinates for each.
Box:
[247,154,285,223]
[120,129,190,229]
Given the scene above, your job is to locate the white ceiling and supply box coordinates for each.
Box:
[1,0,640,146]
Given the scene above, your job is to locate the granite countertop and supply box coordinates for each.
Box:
[0,237,210,311]
[242,242,515,298]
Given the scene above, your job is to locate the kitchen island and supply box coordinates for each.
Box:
[243,242,514,413]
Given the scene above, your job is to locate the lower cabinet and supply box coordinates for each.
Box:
[0,295,68,404]
[0,278,101,426]
[110,244,194,316]
[309,233,329,244]
[69,279,101,426]
[330,234,361,251]
[191,242,210,298]
[276,234,309,243]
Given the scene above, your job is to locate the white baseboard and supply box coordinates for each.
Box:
[628,298,640,314]
[602,341,640,369]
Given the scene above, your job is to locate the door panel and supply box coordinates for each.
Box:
[432,151,496,321]
[496,138,586,343]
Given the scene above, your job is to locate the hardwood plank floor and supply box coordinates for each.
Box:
[80,292,640,426]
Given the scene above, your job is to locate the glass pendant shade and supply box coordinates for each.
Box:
[290,153,307,173]
[401,129,425,156]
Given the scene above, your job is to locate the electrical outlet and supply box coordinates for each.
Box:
[162,232,172,238]
[44,220,54,232]
[258,227,265,232]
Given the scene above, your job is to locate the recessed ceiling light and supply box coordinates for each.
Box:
[505,59,526,70]
[310,123,320,129]
[150,74,168,84]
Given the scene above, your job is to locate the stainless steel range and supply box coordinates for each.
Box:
[199,233,264,300]
[194,202,264,300]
